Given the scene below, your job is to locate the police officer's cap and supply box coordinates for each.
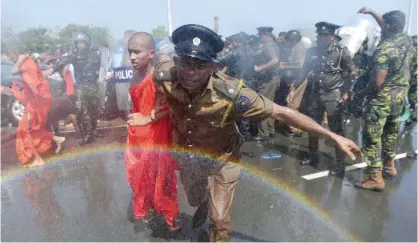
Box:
[172,24,224,62]
[257,27,274,34]
[315,22,341,35]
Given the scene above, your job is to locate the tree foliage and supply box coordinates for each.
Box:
[18,26,58,53]
[1,24,113,54]
[58,24,112,48]
[151,26,169,38]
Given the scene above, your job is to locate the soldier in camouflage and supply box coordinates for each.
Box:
[408,35,417,122]
[52,31,103,145]
[355,8,414,191]
[349,38,371,118]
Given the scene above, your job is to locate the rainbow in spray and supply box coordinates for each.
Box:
[1,144,360,241]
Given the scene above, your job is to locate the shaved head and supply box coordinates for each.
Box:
[128,32,155,70]
[128,32,155,51]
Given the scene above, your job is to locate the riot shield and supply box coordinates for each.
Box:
[336,19,372,56]
[155,38,175,58]
[98,47,110,109]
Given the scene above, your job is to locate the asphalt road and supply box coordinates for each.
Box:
[1,120,417,242]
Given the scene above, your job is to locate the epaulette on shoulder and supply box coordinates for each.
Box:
[212,71,242,100]
[155,60,176,81]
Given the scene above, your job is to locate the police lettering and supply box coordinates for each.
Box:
[114,67,133,82]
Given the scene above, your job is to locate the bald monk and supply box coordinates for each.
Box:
[6,48,65,168]
[125,32,180,231]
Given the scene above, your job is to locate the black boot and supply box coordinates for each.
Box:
[78,133,94,146]
[301,135,319,166]
[329,149,346,176]
[328,162,345,176]
[300,153,318,167]
[192,201,208,229]
[92,130,103,138]
[91,120,103,138]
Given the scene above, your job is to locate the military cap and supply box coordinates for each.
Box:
[171,24,224,62]
[315,22,341,35]
[257,26,274,34]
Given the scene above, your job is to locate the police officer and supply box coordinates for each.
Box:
[130,24,362,241]
[355,9,414,191]
[52,31,103,145]
[276,30,307,137]
[216,32,258,141]
[290,22,357,176]
[254,26,281,139]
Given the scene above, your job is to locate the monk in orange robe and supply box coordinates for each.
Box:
[125,32,180,231]
[7,50,65,168]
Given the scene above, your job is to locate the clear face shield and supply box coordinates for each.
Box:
[336,19,379,57]
[155,38,175,61]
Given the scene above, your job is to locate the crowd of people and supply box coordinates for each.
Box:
[0,5,417,242]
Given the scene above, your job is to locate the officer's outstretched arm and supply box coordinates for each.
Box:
[270,104,362,160]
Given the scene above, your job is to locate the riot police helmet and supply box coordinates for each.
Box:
[285,30,302,44]
[72,31,91,51]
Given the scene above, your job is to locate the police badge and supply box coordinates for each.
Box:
[193,37,201,46]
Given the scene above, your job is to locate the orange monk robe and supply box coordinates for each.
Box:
[125,73,179,226]
[12,58,53,165]
[63,71,75,96]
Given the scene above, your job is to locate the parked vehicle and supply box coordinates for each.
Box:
[1,61,65,126]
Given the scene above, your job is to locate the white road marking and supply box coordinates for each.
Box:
[301,150,418,180]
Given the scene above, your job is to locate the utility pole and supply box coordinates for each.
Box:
[407,0,414,34]
[167,0,173,35]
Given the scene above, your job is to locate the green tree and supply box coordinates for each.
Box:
[58,24,112,48]
[151,26,169,38]
[1,25,18,53]
[18,26,58,53]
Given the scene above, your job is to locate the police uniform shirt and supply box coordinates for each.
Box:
[153,60,274,162]
[303,40,355,92]
[261,39,280,64]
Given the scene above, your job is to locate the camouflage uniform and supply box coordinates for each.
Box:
[363,33,413,173]
[408,43,417,120]
[350,45,371,117]
[53,49,101,142]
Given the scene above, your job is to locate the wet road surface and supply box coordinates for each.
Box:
[1,120,417,241]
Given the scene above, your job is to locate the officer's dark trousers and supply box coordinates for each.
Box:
[301,89,345,163]
[75,86,100,138]
[238,118,254,140]
[257,76,280,137]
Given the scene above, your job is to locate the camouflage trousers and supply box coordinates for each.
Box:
[408,85,417,120]
[75,86,100,137]
[362,89,405,173]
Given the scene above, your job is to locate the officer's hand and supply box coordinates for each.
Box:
[340,92,349,104]
[286,90,294,104]
[127,113,152,127]
[214,16,219,21]
[358,7,372,14]
[254,65,262,72]
[332,134,363,161]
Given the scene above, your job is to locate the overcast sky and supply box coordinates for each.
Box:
[1,0,416,39]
